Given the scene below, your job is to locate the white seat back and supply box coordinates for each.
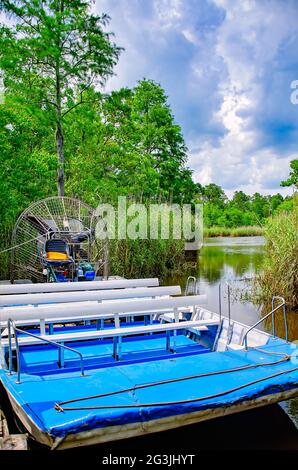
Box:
[0,278,159,295]
[0,285,180,307]
[0,295,206,324]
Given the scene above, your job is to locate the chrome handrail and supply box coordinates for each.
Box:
[7,319,85,383]
[242,297,287,350]
[8,319,21,383]
[218,282,232,325]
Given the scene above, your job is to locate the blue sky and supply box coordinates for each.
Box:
[96,0,298,196]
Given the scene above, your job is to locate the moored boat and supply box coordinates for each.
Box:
[0,279,297,449]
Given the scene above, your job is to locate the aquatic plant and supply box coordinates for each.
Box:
[204,226,264,237]
[108,238,186,278]
[252,200,298,339]
[256,205,297,308]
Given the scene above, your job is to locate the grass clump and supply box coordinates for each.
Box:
[108,238,186,278]
[254,207,298,310]
[204,225,263,238]
[252,201,298,340]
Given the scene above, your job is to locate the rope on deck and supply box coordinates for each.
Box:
[54,348,298,411]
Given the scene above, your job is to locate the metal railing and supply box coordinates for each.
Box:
[218,282,232,325]
[242,296,287,350]
[7,319,85,383]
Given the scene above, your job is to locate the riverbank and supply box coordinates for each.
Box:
[204,225,263,237]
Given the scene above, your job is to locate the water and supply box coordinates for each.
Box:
[166,236,265,327]
[163,236,298,445]
[165,235,297,338]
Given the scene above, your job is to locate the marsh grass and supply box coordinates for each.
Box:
[204,225,264,237]
[0,224,13,280]
[108,238,186,278]
[252,203,298,340]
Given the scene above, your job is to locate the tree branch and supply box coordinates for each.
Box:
[2,1,41,34]
[61,89,85,117]
[41,99,58,108]
[61,76,96,117]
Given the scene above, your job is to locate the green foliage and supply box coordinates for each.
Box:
[280,159,298,190]
[0,0,122,195]
[0,75,196,279]
[65,80,196,204]
[253,200,298,328]
[199,186,288,229]
[275,197,295,214]
[0,93,57,223]
[196,183,227,208]
[231,190,250,212]
[108,238,185,278]
[204,226,263,237]
[0,4,296,282]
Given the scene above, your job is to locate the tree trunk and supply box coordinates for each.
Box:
[56,119,65,197]
[55,58,64,197]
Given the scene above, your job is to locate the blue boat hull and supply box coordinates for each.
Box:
[1,335,297,449]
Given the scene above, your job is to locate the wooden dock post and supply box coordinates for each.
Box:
[0,409,28,450]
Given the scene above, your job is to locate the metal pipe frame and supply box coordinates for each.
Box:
[7,319,85,382]
[242,297,287,350]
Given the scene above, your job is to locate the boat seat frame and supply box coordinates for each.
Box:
[4,319,220,362]
[0,296,206,335]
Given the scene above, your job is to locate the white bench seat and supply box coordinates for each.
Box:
[0,278,159,295]
[3,319,220,348]
[2,295,212,363]
[3,319,220,361]
[1,307,192,332]
[0,285,181,307]
[0,295,207,339]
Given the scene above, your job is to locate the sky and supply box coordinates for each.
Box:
[95,0,298,197]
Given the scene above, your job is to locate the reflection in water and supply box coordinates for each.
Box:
[164,236,265,326]
[199,237,264,284]
[163,236,298,429]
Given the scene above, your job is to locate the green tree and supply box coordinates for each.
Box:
[203,203,223,227]
[269,193,284,214]
[132,79,194,202]
[65,80,195,204]
[274,197,295,214]
[281,159,298,190]
[0,91,56,224]
[230,190,250,212]
[0,0,121,196]
[202,184,227,208]
[250,192,270,221]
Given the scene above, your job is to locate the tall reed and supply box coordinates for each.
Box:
[252,202,298,340]
[204,225,263,238]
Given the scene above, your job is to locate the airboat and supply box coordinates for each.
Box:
[0,277,297,450]
[10,196,107,283]
[0,197,297,449]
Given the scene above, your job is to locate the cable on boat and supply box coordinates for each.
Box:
[54,348,297,412]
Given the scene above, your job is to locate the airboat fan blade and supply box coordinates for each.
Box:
[10,197,104,283]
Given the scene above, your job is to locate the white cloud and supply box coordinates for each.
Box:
[190,0,298,195]
[92,1,298,195]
